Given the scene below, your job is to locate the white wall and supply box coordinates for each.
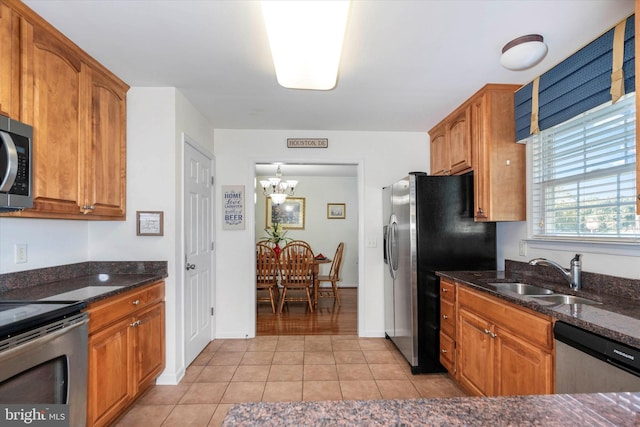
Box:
[214,129,428,338]
[497,217,640,279]
[0,218,88,272]
[255,174,359,287]
[89,87,215,384]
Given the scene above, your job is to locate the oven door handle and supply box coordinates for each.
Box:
[0,315,88,361]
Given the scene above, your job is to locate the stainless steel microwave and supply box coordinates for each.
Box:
[0,115,33,211]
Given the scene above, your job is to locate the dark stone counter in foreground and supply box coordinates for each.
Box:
[223,392,640,426]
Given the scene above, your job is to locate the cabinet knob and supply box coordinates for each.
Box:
[483,328,490,335]
[441,288,448,293]
[442,314,449,319]
[132,299,140,305]
[130,320,141,328]
[441,349,447,354]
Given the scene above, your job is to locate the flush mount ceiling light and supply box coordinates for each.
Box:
[500,34,548,71]
[261,0,350,90]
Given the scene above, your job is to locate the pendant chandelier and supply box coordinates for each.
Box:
[260,165,298,205]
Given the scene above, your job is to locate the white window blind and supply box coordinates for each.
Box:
[530,93,639,242]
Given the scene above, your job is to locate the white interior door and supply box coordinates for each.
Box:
[184,139,214,366]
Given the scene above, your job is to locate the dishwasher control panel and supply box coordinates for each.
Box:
[554,321,640,378]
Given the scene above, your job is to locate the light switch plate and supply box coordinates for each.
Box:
[15,244,27,264]
[519,240,527,256]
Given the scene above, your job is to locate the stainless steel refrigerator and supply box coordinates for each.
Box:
[383,172,496,374]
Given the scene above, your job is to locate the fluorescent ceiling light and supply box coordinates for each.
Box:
[261,1,350,90]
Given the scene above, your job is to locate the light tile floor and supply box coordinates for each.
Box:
[114,335,467,426]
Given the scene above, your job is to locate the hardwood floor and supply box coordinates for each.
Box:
[257,288,357,335]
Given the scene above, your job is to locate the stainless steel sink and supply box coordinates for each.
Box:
[531,294,601,305]
[489,282,555,295]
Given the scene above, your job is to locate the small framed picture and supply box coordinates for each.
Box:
[266,197,305,229]
[137,211,164,236]
[327,203,346,219]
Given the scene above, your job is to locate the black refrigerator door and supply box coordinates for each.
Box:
[410,172,496,374]
[414,173,496,271]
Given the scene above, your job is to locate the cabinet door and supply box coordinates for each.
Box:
[447,107,472,174]
[20,17,85,215]
[635,0,640,214]
[84,67,127,218]
[135,302,166,392]
[470,97,490,220]
[87,317,135,427]
[494,325,553,396]
[0,2,19,118]
[457,307,493,396]
[429,123,449,175]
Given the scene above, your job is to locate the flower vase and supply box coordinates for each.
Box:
[273,244,281,258]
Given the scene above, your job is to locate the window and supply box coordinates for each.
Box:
[529,93,639,242]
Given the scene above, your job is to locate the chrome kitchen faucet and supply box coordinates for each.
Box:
[528,254,582,291]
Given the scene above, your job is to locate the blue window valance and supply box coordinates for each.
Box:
[515,15,635,142]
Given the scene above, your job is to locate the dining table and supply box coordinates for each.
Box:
[312,256,331,306]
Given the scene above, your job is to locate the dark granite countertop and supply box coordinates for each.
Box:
[223,392,640,426]
[0,261,168,304]
[437,265,640,349]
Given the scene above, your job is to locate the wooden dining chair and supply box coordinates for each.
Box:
[278,242,315,313]
[317,242,344,306]
[256,242,279,313]
[288,240,312,251]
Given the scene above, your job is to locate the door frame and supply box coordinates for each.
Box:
[252,159,364,335]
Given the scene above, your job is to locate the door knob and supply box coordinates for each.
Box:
[186,263,196,271]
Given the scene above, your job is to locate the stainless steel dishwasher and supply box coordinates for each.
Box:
[554,321,640,393]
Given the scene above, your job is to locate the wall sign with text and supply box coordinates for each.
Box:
[222,185,245,230]
[287,138,328,148]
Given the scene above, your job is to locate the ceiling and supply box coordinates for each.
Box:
[256,163,357,177]
[24,0,634,133]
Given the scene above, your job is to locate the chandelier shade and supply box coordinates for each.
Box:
[260,165,298,204]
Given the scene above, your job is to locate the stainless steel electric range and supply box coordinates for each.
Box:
[0,299,89,426]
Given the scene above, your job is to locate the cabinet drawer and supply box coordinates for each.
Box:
[87,281,165,333]
[439,331,455,372]
[440,279,455,302]
[440,298,455,337]
[458,285,552,350]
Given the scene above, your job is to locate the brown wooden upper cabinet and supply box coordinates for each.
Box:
[428,107,472,176]
[0,2,19,118]
[0,0,128,220]
[429,84,525,222]
[635,0,640,215]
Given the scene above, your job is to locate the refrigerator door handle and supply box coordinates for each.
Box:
[387,214,399,279]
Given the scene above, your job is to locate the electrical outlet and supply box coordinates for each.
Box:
[519,240,527,257]
[367,238,377,248]
[15,244,27,264]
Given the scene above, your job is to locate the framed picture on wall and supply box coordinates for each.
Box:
[327,203,346,219]
[136,211,164,236]
[266,197,305,229]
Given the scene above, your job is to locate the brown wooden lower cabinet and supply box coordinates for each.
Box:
[454,284,554,396]
[86,281,165,427]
